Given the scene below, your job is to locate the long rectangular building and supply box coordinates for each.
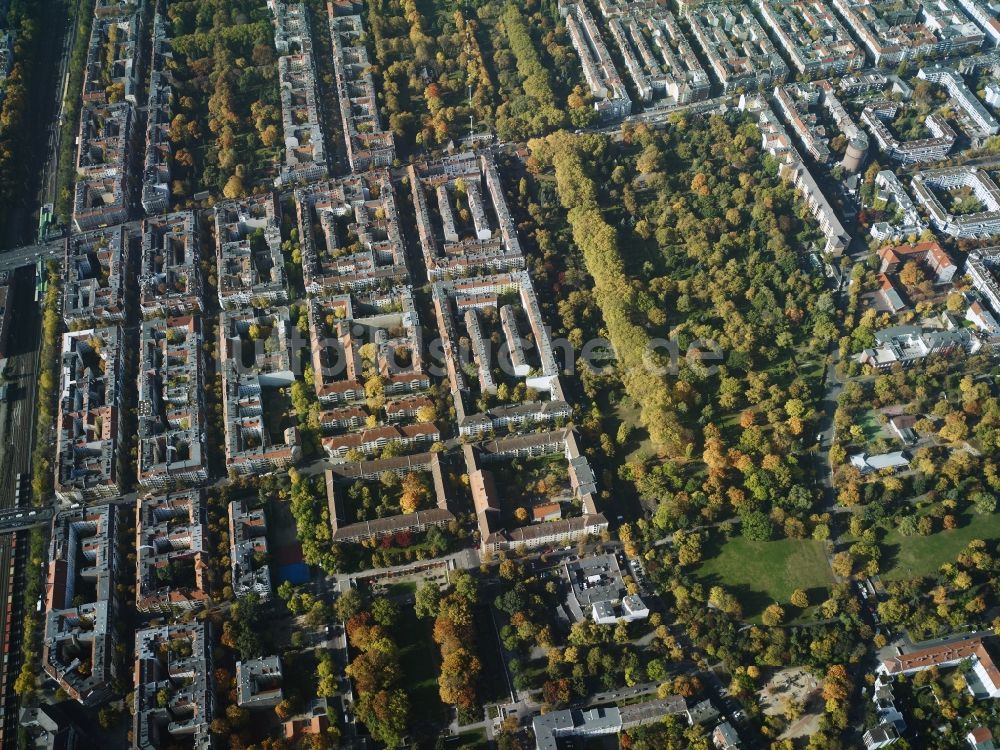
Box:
[561,1,632,120]
[272,2,328,184]
[328,7,395,172]
[138,315,209,490]
[55,327,125,503]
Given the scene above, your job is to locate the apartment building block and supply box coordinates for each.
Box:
[229,499,273,599]
[142,11,174,215]
[687,3,789,94]
[214,193,288,309]
[409,153,526,280]
[465,429,607,554]
[832,0,984,65]
[138,315,209,490]
[757,0,865,77]
[917,64,999,144]
[140,211,202,317]
[294,170,408,294]
[328,8,395,172]
[272,3,328,185]
[43,505,119,706]
[135,491,209,613]
[911,166,1000,237]
[870,169,925,242]
[55,327,125,503]
[861,101,956,164]
[560,2,632,120]
[600,5,709,105]
[220,307,301,475]
[64,224,130,326]
[133,623,214,750]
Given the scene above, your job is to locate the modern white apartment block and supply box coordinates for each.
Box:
[911,166,1000,238]
[917,64,999,144]
[861,101,956,164]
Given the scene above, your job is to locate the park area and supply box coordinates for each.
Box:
[695,534,834,621]
[880,511,1000,580]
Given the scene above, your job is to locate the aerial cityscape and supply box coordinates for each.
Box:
[1,0,1000,748]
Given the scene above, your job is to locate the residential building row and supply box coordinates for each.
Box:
[742,94,850,255]
[139,211,203,318]
[408,152,526,280]
[756,0,866,77]
[600,5,710,106]
[142,9,173,215]
[294,170,408,294]
[861,100,956,165]
[75,0,142,231]
[832,0,984,66]
[137,314,209,490]
[54,326,126,503]
[686,3,789,94]
[271,2,328,185]
[773,82,869,172]
[63,224,130,326]
[328,7,395,172]
[560,1,633,120]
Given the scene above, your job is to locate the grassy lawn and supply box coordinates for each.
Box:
[445,729,489,749]
[396,606,446,725]
[858,409,885,441]
[881,512,1000,580]
[695,533,834,620]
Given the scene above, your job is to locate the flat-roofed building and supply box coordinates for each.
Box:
[237,655,283,708]
[911,166,1000,237]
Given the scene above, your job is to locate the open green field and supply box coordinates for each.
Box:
[396,607,445,724]
[695,534,834,620]
[881,512,1000,580]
